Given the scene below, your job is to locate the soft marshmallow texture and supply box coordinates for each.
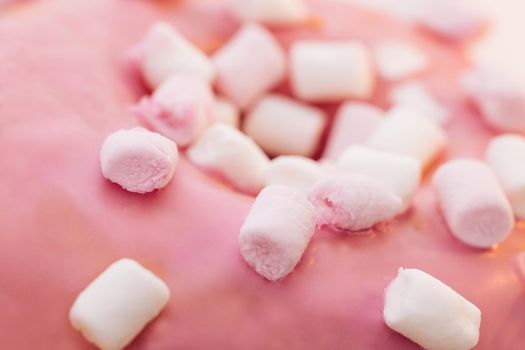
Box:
[264,155,325,192]
[239,185,316,281]
[137,21,214,89]
[486,134,525,220]
[290,40,375,102]
[374,40,428,81]
[244,94,327,157]
[187,123,270,194]
[69,259,170,350]
[213,23,286,109]
[432,159,514,248]
[100,128,179,194]
[212,97,240,128]
[384,268,481,350]
[309,174,402,232]
[229,0,309,25]
[134,75,214,147]
[367,105,447,168]
[323,102,384,160]
[337,145,421,212]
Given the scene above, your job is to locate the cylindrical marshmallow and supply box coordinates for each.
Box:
[213,23,286,109]
[384,268,481,350]
[389,80,448,124]
[367,105,447,168]
[100,128,179,194]
[373,40,428,81]
[186,123,270,194]
[336,145,421,212]
[239,185,316,281]
[485,134,525,219]
[323,102,384,160]
[70,259,170,350]
[290,40,375,102]
[137,21,215,89]
[432,159,515,248]
[243,94,327,157]
[133,75,214,147]
[309,174,402,232]
[212,97,240,128]
[229,0,309,25]
[264,156,325,192]
[461,68,525,133]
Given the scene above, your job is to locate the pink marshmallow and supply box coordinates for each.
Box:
[229,0,309,25]
[100,128,179,194]
[308,174,402,232]
[239,185,316,281]
[213,23,286,109]
[133,75,214,147]
[432,159,515,249]
[461,68,525,133]
[323,102,384,160]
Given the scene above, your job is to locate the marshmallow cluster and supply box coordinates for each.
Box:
[187,124,270,194]
[373,40,428,81]
[100,128,179,194]
[384,268,481,350]
[432,159,514,248]
[389,81,448,124]
[239,185,316,281]
[70,259,170,350]
[486,134,525,220]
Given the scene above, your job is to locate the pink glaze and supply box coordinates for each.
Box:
[1,1,525,350]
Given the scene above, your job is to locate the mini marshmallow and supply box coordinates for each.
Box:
[374,40,428,81]
[389,81,448,124]
[213,23,286,109]
[229,0,309,25]
[367,105,447,168]
[212,97,240,128]
[432,159,514,248]
[486,134,525,220]
[384,268,481,350]
[137,21,214,89]
[187,123,270,194]
[70,259,170,350]
[337,145,421,212]
[100,128,178,194]
[323,102,384,160]
[133,75,214,147]
[243,95,327,157]
[309,174,402,232]
[239,185,316,281]
[461,68,525,133]
[290,40,375,102]
[264,155,325,192]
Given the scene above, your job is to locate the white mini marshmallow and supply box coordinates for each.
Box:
[264,155,325,192]
[309,174,402,232]
[187,123,270,194]
[213,23,286,109]
[367,105,447,168]
[432,159,514,248]
[70,259,170,350]
[384,268,481,350]
[486,134,525,220]
[100,128,178,194]
[243,94,327,157]
[229,0,309,25]
[323,102,384,160]
[374,40,428,81]
[389,81,448,124]
[212,97,240,128]
[290,40,375,102]
[337,145,421,212]
[239,185,316,281]
[134,75,214,147]
[461,68,525,133]
[138,21,214,89]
